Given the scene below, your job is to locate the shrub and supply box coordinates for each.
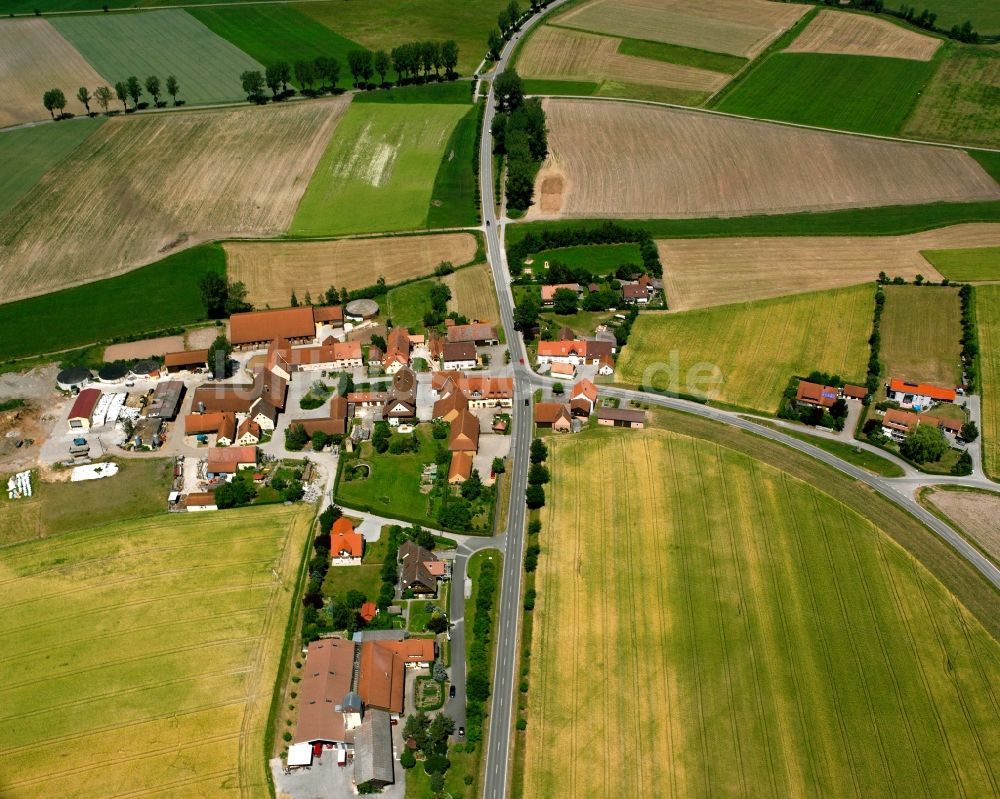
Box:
[516,718,527,730]
[283,731,292,742]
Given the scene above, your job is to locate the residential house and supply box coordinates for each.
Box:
[163,349,208,374]
[206,446,257,477]
[236,417,261,446]
[540,283,582,307]
[887,378,957,409]
[881,408,962,443]
[449,410,480,453]
[385,368,417,423]
[795,381,839,409]
[215,413,237,446]
[570,379,598,415]
[433,372,514,409]
[536,338,612,366]
[67,388,101,431]
[331,517,364,565]
[398,541,444,596]
[596,407,646,428]
[550,361,575,379]
[596,355,615,376]
[433,384,470,423]
[443,342,478,371]
[349,391,388,409]
[382,327,412,374]
[622,283,653,304]
[534,402,572,432]
[448,451,474,483]
[289,340,364,373]
[446,323,499,346]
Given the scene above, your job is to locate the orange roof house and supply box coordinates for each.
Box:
[163,349,209,371]
[795,381,839,409]
[534,402,572,431]
[229,307,316,347]
[448,451,474,483]
[206,446,257,474]
[360,602,378,623]
[571,379,598,414]
[449,410,480,452]
[331,517,364,561]
[888,378,956,404]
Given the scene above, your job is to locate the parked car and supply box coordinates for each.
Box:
[458,726,465,737]
[450,685,456,698]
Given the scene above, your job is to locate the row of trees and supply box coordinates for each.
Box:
[507,221,663,279]
[42,75,180,120]
[491,70,547,212]
[465,556,498,743]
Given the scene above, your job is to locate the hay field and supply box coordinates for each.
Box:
[530,99,1000,220]
[904,45,1000,148]
[0,504,311,798]
[0,98,348,304]
[786,10,941,60]
[554,0,807,58]
[52,10,263,107]
[444,263,501,323]
[517,26,728,94]
[974,286,1000,479]
[290,102,469,236]
[924,488,1000,565]
[524,424,1000,798]
[881,285,963,386]
[658,223,1000,311]
[923,246,1000,281]
[615,285,872,412]
[226,232,478,307]
[0,19,109,128]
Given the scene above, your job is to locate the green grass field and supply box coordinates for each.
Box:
[353,81,473,105]
[530,242,643,274]
[716,52,937,135]
[51,10,264,106]
[427,104,480,227]
[0,244,224,362]
[0,118,104,217]
[189,5,362,90]
[523,420,1000,798]
[904,44,1000,148]
[891,0,1000,33]
[522,78,602,97]
[0,504,312,798]
[289,102,469,236]
[616,285,873,413]
[615,34,747,74]
[881,285,963,386]
[975,285,1000,479]
[922,246,1000,280]
[387,279,437,329]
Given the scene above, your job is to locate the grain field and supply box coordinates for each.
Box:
[443,263,501,323]
[786,10,941,61]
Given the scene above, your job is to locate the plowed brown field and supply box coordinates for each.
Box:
[554,0,807,57]
[529,99,1000,220]
[0,19,108,128]
[659,223,1000,311]
[517,26,728,92]
[0,97,349,304]
[787,10,941,61]
[226,232,478,308]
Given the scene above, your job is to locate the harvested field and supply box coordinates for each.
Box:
[517,26,728,94]
[974,286,1000,479]
[881,285,963,386]
[0,504,310,797]
[615,285,873,412]
[0,18,109,128]
[226,232,477,308]
[443,264,501,324]
[529,99,1000,220]
[103,334,185,361]
[525,421,1000,798]
[658,223,1000,311]
[554,0,807,58]
[925,487,1000,565]
[0,98,348,304]
[786,10,941,60]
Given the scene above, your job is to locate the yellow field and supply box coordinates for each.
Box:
[0,97,348,304]
[524,422,1000,798]
[658,223,1000,311]
[529,99,1000,220]
[615,285,873,412]
[924,488,1000,565]
[0,18,108,128]
[786,10,941,61]
[0,504,311,797]
[226,231,477,308]
[443,263,501,324]
[517,25,728,93]
[554,0,807,58]
[975,285,1000,479]
[881,285,963,387]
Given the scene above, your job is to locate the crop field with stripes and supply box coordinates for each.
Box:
[0,504,311,798]
[523,425,1000,798]
[976,285,1000,480]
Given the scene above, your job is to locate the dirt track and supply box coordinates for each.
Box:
[787,9,941,61]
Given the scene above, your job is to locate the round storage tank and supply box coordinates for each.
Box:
[56,366,93,391]
[344,299,379,321]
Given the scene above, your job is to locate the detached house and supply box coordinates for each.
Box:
[570,379,598,415]
[881,408,962,443]
[382,327,412,374]
[446,323,499,346]
[331,517,364,565]
[540,283,582,307]
[385,368,417,423]
[442,342,477,371]
[795,381,839,409]
[398,541,446,596]
[206,446,258,478]
[888,378,956,409]
[534,402,572,432]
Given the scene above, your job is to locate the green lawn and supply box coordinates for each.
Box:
[530,242,643,274]
[289,102,469,236]
[354,81,474,105]
[522,78,601,97]
[759,423,906,477]
[51,10,264,106]
[427,104,480,228]
[615,35,747,74]
[716,52,938,135]
[189,5,362,90]
[0,244,224,362]
[0,118,104,217]
[387,279,438,330]
[922,246,1000,281]
[890,0,1000,33]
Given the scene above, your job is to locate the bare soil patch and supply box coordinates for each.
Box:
[925,488,1000,564]
[0,97,349,304]
[226,231,478,308]
[186,326,222,349]
[659,223,1000,311]
[555,0,807,58]
[0,19,108,128]
[528,99,1000,220]
[518,25,728,92]
[787,10,941,61]
[103,334,185,361]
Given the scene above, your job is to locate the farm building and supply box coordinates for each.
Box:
[353,709,394,788]
[443,342,478,371]
[449,451,474,483]
[206,446,257,477]
[446,322,500,345]
[550,361,576,379]
[888,378,956,409]
[843,384,869,400]
[146,380,184,419]
[537,338,613,366]
[795,381,839,409]
[229,307,317,348]
[267,337,362,378]
[236,418,261,445]
[449,410,480,453]
[163,349,209,373]
[184,412,232,436]
[131,360,160,378]
[433,385,470,422]
[67,388,101,431]
[398,542,445,596]
[540,283,582,306]
[294,638,358,745]
[290,395,351,438]
[57,366,92,392]
[331,517,364,565]
[312,304,345,331]
[571,379,598,415]
[345,298,379,321]
[382,327,412,373]
[597,407,646,428]
[534,402,573,432]
[881,408,962,443]
[185,492,219,512]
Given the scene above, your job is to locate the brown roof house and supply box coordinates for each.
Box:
[385,368,417,422]
[795,381,839,409]
[534,402,572,432]
[382,327,412,374]
[442,341,477,371]
[448,451,474,483]
[398,541,444,596]
[449,410,480,453]
[570,379,598,415]
[446,323,499,345]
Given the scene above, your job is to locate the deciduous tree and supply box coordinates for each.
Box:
[441,40,458,76]
[374,49,390,85]
[42,88,66,119]
[207,334,233,379]
[241,69,265,100]
[125,75,142,109]
[114,80,128,112]
[76,86,91,114]
[94,85,113,114]
[166,74,179,104]
[144,75,160,106]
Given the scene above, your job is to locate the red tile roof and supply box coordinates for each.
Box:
[796,381,838,408]
[229,307,316,345]
[207,446,257,473]
[68,388,101,420]
[446,323,498,343]
[448,451,473,482]
[449,410,480,452]
[359,602,377,623]
[889,378,956,402]
[534,402,572,426]
[295,638,354,744]
[164,349,208,368]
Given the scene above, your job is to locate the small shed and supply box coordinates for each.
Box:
[286,742,313,767]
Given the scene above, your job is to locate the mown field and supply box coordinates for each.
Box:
[786,9,941,60]
[524,422,1000,798]
[189,5,361,90]
[716,52,937,136]
[0,118,103,215]
[0,245,224,362]
[922,246,1000,280]
[0,503,311,798]
[387,279,438,330]
[975,285,1000,479]
[290,102,469,236]
[427,104,480,228]
[0,98,347,304]
[615,284,873,412]
[226,232,477,309]
[52,10,263,107]
[904,44,1000,148]
[897,0,1000,33]
[443,263,500,323]
[880,285,963,387]
[531,242,643,274]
